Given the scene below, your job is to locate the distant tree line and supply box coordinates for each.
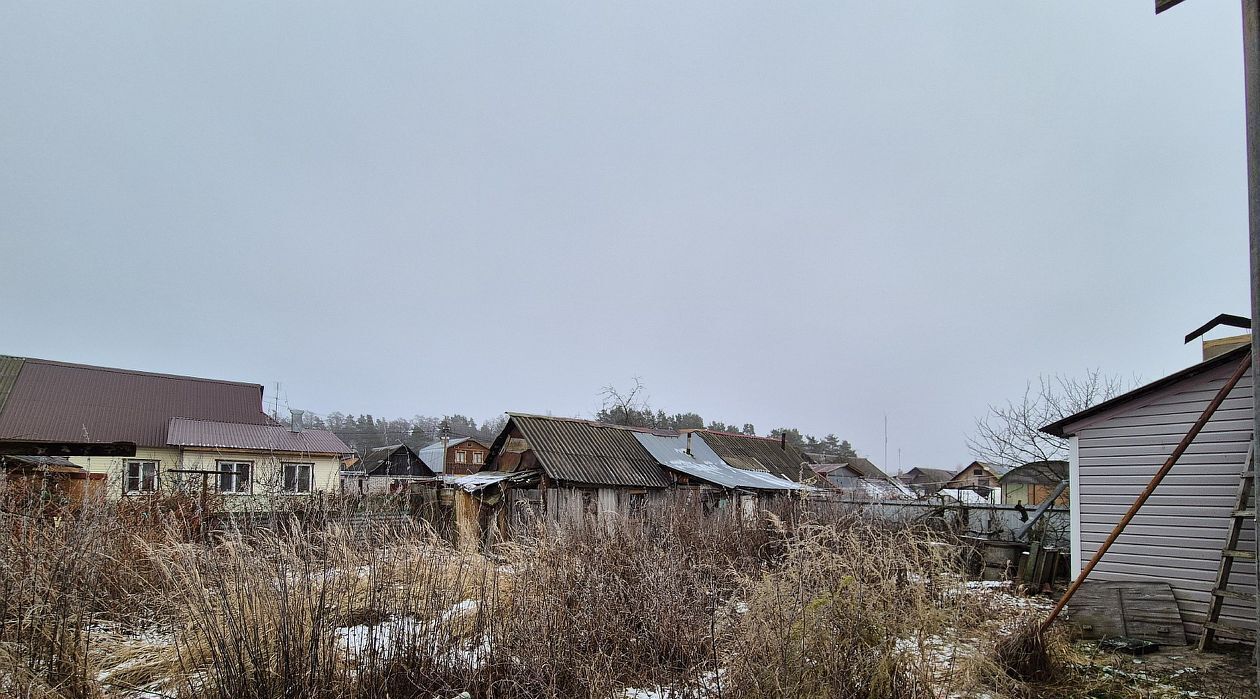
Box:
[284,378,862,464]
[282,410,507,456]
[597,379,859,462]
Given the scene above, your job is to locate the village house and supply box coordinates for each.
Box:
[999,460,1069,507]
[811,457,912,499]
[418,436,490,475]
[898,466,955,496]
[941,461,1010,502]
[343,443,436,494]
[471,414,814,527]
[0,355,353,502]
[1042,337,1254,644]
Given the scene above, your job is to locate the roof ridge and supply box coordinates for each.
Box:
[685,427,779,443]
[6,356,264,389]
[168,416,337,434]
[508,412,674,435]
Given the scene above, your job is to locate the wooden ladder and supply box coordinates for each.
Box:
[1198,445,1257,649]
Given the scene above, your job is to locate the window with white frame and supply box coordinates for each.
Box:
[472,452,483,465]
[282,462,313,493]
[124,460,158,494]
[218,461,252,494]
[454,451,467,464]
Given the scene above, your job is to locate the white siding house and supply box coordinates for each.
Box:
[1043,345,1254,643]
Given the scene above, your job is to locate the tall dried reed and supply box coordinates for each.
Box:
[0,486,1072,699]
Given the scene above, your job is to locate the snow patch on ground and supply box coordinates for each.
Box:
[334,599,489,668]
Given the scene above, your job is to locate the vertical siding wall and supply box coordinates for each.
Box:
[1074,361,1254,642]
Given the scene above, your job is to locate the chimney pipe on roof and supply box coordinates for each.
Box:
[780,433,786,450]
[290,410,304,433]
[685,432,692,456]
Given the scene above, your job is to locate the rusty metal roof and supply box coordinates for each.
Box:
[0,356,276,448]
[692,430,814,483]
[167,418,353,455]
[503,413,673,488]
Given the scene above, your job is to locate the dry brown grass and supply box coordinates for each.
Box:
[0,487,1093,699]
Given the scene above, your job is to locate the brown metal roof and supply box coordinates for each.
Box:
[167,418,353,455]
[836,457,890,480]
[0,356,276,448]
[692,430,814,483]
[501,413,673,488]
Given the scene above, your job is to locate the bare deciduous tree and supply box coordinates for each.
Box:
[967,369,1130,468]
[598,377,654,427]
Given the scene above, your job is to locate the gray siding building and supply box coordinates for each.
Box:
[1044,344,1254,643]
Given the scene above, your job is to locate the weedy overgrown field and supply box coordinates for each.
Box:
[0,488,1147,699]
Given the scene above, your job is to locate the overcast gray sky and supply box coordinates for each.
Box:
[0,1,1250,470]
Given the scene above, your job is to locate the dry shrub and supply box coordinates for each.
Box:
[483,518,726,696]
[719,515,973,699]
[0,487,1088,699]
[961,616,1091,699]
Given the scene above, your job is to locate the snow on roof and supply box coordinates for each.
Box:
[633,433,806,491]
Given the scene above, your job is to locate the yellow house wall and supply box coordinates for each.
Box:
[71,448,343,499]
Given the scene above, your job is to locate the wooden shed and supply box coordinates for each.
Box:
[1043,344,1254,644]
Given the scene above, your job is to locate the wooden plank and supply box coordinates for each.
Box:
[1156,0,1191,14]
[1069,581,1188,644]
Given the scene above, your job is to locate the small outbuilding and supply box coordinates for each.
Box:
[898,467,955,496]
[1042,342,1254,644]
[418,437,491,475]
[999,460,1069,507]
[347,443,436,494]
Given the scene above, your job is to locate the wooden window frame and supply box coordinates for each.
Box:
[217,460,253,495]
[454,451,467,464]
[123,459,159,495]
[281,462,313,494]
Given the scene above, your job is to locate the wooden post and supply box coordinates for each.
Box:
[1242,0,1260,675]
[1239,0,1260,675]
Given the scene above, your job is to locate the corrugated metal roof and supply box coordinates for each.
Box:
[633,433,804,491]
[973,461,1013,477]
[811,463,861,477]
[416,437,486,474]
[507,414,673,488]
[693,430,814,483]
[1,454,83,473]
[1000,460,1067,485]
[0,357,274,448]
[902,467,954,484]
[442,469,540,492]
[0,357,24,419]
[167,418,353,454]
[836,457,889,480]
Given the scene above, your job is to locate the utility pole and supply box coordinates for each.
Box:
[1157,0,1260,679]
[1244,0,1260,679]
